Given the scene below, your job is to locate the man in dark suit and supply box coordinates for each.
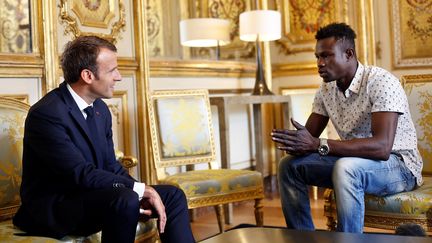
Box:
[13,36,195,243]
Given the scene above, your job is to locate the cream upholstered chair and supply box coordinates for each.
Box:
[0,97,157,243]
[324,74,432,231]
[147,89,264,233]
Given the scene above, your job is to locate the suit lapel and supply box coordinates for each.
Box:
[59,83,104,167]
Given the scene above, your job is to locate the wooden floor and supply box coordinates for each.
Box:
[190,187,393,242]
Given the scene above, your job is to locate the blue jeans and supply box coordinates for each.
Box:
[278,153,416,233]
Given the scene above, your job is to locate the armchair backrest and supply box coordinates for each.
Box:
[0,97,29,220]
[147,90,217,180]
[401,74,432,175]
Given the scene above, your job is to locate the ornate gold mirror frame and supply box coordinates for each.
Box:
[59,0,126,43]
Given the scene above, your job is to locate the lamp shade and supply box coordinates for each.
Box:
[180,18,231,47]
[239,10,281,42]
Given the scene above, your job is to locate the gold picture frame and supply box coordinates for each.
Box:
[390,0,432,69]
[276,0,348,54]
[59,0,126,43]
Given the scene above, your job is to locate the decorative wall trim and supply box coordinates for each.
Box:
[0,94,29,104]
[106,91,130,155]
[42,0,59,93]
[272,62,317,77]
[59,0,126,44]
[0,54,44,77]
[356,0,376,66]
[118,57,139,71]
[209,88,252,95]
[149,60,255,77]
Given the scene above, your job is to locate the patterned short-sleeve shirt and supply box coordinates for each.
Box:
[312,62,423,185]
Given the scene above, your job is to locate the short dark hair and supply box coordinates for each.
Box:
[315,23,356,50]
[61,36,117,84]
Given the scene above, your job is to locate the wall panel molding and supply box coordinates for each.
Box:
[149,60,255,78]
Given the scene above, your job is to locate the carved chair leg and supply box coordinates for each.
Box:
[325,213,337,231]
[323,189,337,231]
[214,204,225,233]
[254,198,264,227]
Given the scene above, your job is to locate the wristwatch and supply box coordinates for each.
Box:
[318,138,330,156]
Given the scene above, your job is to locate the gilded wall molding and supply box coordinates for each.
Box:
[106,91,130,155]
[146,0,163,57]
[356,0,376,66]
[0,54,44,77]
[133,0,155,184]
[42,0,59,92]
[59,0,126,44]
[71,0,116,28]
[118,57,139,71]
[149,60,255,77]
[272,62,317,77]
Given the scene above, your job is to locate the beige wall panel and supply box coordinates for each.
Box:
[0,78,42,104]
[273,75,322,94]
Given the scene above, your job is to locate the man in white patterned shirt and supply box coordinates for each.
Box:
[271,23,422,233]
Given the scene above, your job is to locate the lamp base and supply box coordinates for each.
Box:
[251,78,274,95]
[251,40,273,96]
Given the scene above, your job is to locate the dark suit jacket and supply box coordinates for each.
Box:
[13,82,135,238]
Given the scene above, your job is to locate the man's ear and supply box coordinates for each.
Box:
[80,69,94,84]
[345,48,355,60]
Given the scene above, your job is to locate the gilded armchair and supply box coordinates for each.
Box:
[147,89,264,233]
[0,97,157,243]
[324,74,432,231]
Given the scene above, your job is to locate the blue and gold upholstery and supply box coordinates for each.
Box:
[0,97,157,243]
[148,90,264,233]
[324,74,432,231]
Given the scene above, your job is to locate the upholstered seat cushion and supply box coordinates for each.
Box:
[365,177,432,215]
[161,169,262,198]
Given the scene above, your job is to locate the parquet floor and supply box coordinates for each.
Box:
[190,187,392,242]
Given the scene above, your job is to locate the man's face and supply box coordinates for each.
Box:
[89,48,121,99]
[314,37,348,83]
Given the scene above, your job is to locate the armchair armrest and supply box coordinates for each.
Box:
[115,150,138,169]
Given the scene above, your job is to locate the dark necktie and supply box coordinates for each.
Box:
[84,106,102,165]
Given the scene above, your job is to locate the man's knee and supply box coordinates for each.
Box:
[278,155,296,177]
[332,158,360,185]
[111,188,140,214]
[168,185,187,205]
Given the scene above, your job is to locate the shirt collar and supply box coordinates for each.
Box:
[66,83,92,117]
[344,62,364,97]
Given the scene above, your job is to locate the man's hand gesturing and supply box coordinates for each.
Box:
[271,118,319,155]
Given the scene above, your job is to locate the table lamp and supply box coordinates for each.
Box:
[240,10,281,95]
[180,18,231,60]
